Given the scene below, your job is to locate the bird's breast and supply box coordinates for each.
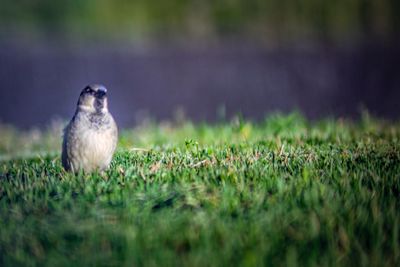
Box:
[78,128,116,168]
[66,113,117,172]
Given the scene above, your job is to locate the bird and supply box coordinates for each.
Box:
[62,84,118,173]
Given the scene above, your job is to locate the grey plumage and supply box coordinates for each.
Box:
[62,84,118,173]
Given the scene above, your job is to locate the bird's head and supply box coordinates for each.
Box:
[77,84,109,114]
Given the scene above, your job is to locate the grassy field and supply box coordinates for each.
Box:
[0,113,399,267]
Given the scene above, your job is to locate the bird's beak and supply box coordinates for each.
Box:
[96,87,107,98]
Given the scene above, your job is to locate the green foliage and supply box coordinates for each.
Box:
[1,114,400,266]
[0,0,398,41]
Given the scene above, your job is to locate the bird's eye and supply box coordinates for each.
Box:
[85,87,91,93]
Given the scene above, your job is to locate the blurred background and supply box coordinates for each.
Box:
[0,0,399,128]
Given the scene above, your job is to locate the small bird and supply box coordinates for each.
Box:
[62,84,118,173]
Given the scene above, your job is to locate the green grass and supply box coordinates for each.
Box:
[1,113,400,267]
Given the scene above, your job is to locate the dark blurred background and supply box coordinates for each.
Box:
[0,0,399,128]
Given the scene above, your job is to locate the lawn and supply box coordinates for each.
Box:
[0,113,399,267]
